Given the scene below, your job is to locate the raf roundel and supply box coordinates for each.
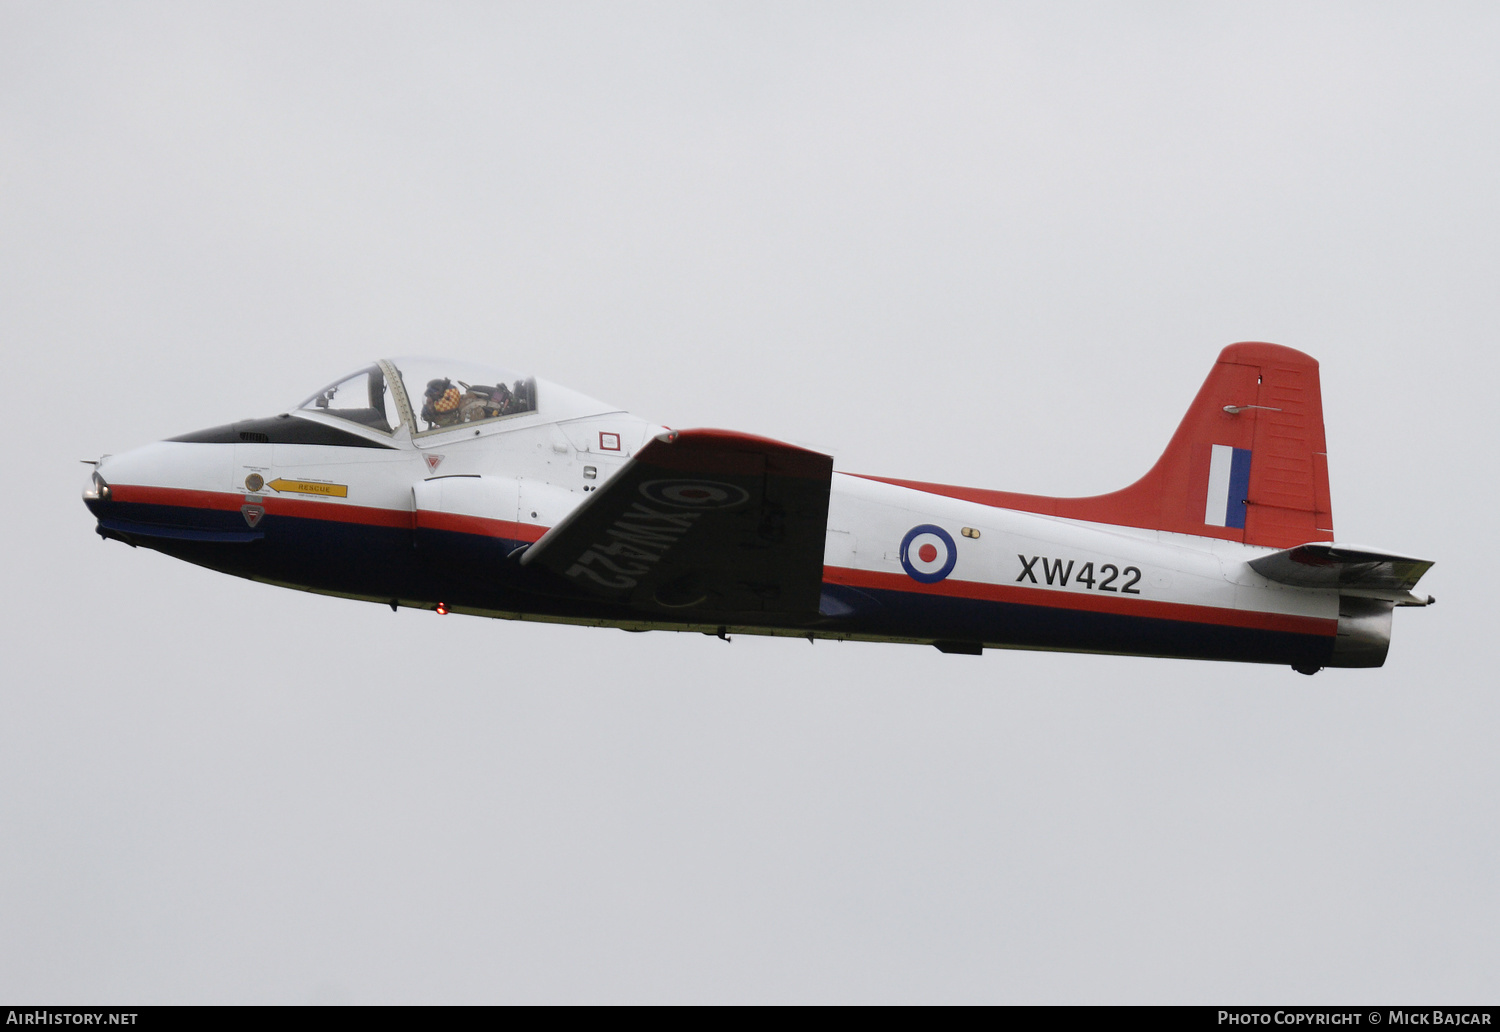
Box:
[639,479,751,509]
[900,524,957,583]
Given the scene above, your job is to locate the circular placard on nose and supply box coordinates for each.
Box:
[899,524,957,583]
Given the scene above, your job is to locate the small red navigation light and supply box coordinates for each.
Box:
[436,602,449,615]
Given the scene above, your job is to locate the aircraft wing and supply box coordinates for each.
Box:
[520,429,833,616]
[1248,542,1435,600]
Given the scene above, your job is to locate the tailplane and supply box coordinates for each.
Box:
[1248,543,1434,605]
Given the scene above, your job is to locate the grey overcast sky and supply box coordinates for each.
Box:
[2,1,1494,1004]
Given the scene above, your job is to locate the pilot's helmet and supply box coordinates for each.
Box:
[425,379,461,414]
[421,378,463,426]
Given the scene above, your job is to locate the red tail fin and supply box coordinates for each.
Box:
[865,342,1335,549]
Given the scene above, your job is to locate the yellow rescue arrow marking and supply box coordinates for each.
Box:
[267,478,348,498]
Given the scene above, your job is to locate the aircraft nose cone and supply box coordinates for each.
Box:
[82,465,111,508]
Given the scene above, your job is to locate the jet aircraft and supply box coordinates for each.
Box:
[82,343,1433,672]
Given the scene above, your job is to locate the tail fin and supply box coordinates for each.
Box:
[866,342,1335,549]
[1070,341,1336,548]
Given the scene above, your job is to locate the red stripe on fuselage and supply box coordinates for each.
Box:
[824,566,1336,637]
[415,509,546,542]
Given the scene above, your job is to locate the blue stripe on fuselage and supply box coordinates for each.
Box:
[835,583,1331,668]
[90,497,1332,667]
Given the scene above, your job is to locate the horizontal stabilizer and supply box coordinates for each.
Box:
[1248,543,1434,597]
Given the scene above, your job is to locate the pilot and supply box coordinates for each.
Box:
[422,378,464,428]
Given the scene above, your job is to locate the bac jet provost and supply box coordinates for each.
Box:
[82,344,1433,673]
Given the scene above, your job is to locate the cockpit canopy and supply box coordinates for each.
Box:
[297,364,400,432]
[296,359,541,436]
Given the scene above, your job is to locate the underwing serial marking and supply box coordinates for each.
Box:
[564,502,705,591]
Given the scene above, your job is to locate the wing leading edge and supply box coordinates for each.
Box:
[521,429,833,617]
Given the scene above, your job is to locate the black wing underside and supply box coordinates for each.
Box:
[521,429,834,617]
